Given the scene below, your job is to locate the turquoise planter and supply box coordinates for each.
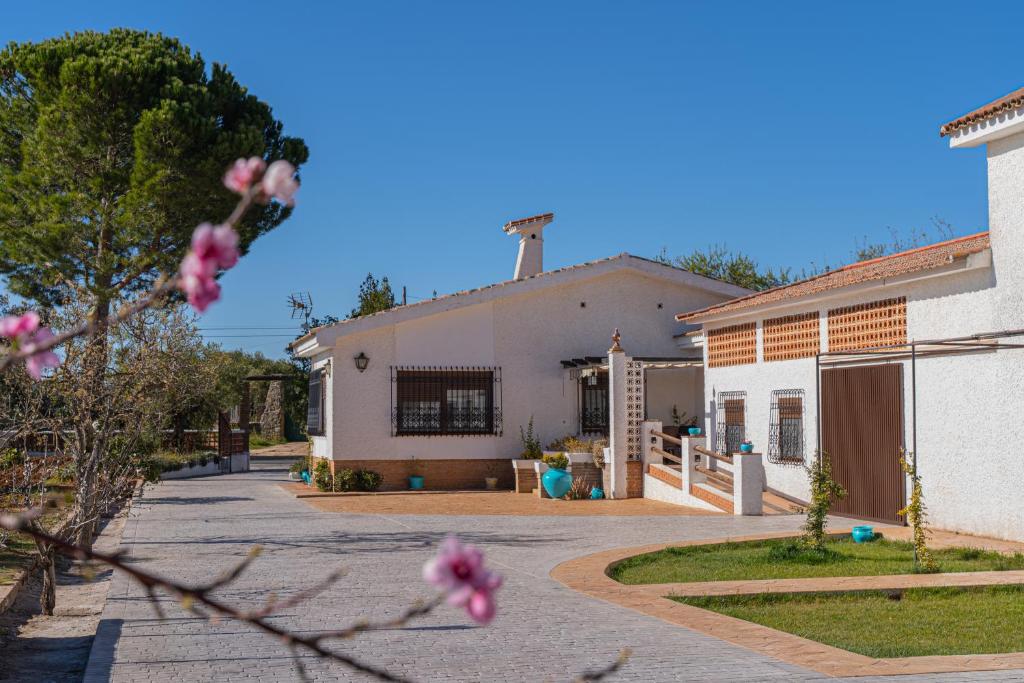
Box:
[542,468,573,499]
[739,443,754,453]
[590,487,604,500]
[687,427,702,436]
[409,475,424,490]
[852,525,875,543]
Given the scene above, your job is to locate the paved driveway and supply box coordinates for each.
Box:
[84,462,1023,682]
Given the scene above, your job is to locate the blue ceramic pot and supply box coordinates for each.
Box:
[590,487,604,500]
[301,470,311,485]
[852,525,875,543]
[542,468,573,499]
[740,443,754,453]
[688,427,702,436]
[409,475,425,490]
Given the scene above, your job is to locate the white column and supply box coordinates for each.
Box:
[641,420,662,470]
[733,452,764,515]
[607,332,628,499]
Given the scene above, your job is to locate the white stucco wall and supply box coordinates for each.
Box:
[318,268,732,463]
[700,261,1019,534]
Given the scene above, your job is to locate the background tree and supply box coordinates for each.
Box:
[655,245,791,291]
[349,273,396,318]
[0,30,307,547]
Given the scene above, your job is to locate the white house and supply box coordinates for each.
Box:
[291,213,749,490]
[676,85,1024,541]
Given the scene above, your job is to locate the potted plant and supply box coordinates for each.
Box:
[740,439,754,453]
[540,452,572,499]
[408,455,424,490]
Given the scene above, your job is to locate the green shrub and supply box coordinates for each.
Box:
[802,450,846,554]
[289,459,308,474]
[313,460,333,492]
[543,452,568,470]
[334,468,357,492]
[0,449,24,470]
[519,417,543,459]
[356,469,383,492]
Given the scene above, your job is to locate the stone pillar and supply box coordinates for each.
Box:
[733,451,765,515]
[261,380,285,440]
[641,420,662,471]
[607,330,628,499]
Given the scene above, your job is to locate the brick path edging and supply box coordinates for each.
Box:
[550,530,1024,678]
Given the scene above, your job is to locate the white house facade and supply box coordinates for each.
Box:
[677,86,1024,541]
[292,214,749,490]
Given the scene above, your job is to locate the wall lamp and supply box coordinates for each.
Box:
[353,352,369,372]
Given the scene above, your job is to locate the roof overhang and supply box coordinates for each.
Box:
[946,105,1024,148]
[677,247,992,327]
[560,354,703,370]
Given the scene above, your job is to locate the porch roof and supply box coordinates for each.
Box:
[559,354,703,369]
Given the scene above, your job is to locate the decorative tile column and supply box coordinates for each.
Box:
[607,329,643,499]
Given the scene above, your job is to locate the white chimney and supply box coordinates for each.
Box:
[503,212,554,280]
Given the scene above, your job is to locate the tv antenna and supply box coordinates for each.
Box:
[287,292,313,327]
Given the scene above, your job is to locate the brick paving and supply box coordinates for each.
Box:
[83,462,1024,682]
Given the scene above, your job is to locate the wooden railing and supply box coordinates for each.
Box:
[650,445,682,465]
[694,445,733,466]
[650,430,683,446]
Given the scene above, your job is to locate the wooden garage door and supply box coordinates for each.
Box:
[821,364,905,523]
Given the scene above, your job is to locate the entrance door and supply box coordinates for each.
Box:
[821,364,905,523]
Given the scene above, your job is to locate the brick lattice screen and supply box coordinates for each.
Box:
[827,297,907,352]
[763,312,820,362]
[707,322,757,368]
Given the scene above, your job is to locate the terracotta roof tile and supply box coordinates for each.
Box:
[676,232,990,322]
[503,212,554,232]
[940,87,1024,137]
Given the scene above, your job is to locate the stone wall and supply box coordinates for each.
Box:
[626,460,643,498]
[260,381,285,440]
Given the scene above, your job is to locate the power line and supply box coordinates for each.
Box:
[198,326,300,330]
[202,334,298,338]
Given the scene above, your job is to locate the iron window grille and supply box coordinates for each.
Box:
[715,391,746,454]
[391,367,502,437]
[768,389,805,465]
[579,371,609,435]
[306,368,326,436]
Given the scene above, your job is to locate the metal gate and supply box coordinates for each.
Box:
[821,364,905,523]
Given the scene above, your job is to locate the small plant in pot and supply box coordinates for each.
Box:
[540,452,572,499]
[740,440,754,453]
[408,455,424,490]
[519,417,543,459]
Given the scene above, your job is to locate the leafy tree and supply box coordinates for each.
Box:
[0,30,308,547]
[655,246,791,292]
[350,273,396,318]
[206,348,308,440]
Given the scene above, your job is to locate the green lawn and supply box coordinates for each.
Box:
[674,586,1024,657]
[610,537,1024,584]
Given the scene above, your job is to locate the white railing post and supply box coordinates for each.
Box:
[733,451,764,515]
[641,420,662,470]
[680,434,705,491]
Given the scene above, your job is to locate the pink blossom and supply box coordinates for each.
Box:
[0,311,40,339]
[223,157,266,194]
[21,328,60,380]
[190,222,239,270]
[178,251,222,313]
[0,312,60,379]
[261,160,298,205]
[423,536,502,624]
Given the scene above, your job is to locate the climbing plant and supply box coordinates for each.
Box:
[899,451,938,573]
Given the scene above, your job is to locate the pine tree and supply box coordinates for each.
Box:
[350,273,396,318]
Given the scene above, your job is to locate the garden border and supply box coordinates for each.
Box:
[550,530,1024,677]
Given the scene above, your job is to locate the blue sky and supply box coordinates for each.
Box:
[7,1,1020,357]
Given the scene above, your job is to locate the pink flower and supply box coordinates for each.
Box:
[223,157,266,194]
[261,160,298,206]
[179,251,222,313]
[0,311,40,339]
[178,223,240,313]
[191,222,239,270]
[423,536,502,624]
[0,312,60,379]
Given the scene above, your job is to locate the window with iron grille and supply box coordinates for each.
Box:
[391,367,502,436]
[306,368,326,436]
[768,389,804,464]
[715,391,746,454]
[579,371,609,435]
